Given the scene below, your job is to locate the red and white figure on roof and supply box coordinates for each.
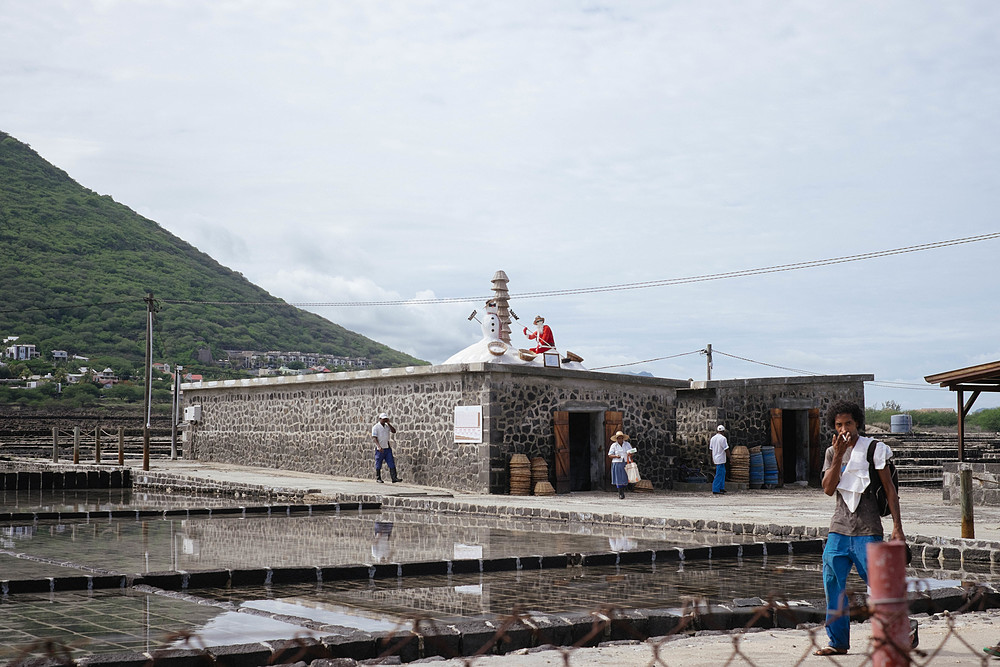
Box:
[524,316,554,355]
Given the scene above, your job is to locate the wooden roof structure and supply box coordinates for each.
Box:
[925,359,1000,461]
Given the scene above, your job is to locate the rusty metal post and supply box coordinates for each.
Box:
[118,427,125,466]
[94,426,101,464]
[143,426,150,471]
[52,427,59,463]
[73,426,80,464]
[961,466,975,539]
[868,541,910,666]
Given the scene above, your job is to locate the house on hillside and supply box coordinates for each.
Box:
[4,342,39,360]
[96,368,117,386]
[52,350,68,362]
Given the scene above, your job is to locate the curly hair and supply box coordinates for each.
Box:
[826,400,864,431]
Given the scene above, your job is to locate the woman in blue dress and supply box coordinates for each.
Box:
[608,431,635,499]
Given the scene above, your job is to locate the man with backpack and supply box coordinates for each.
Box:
[814,400,904,657]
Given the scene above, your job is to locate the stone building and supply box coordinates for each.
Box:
[181,363,870,494]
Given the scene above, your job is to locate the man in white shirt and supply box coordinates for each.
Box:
[709,425,729,495]
[815,400,904,656]
[371,412,401,483]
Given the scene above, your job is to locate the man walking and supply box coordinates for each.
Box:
[371,412,401,483]
[814,400,904,657]
[709,425,729,495]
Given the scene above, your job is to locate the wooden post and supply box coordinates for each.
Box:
[52,427,59,463]
[868,541,911,666]
[94,426,101,464]
[118,427,125,466]
[961,466,975,539]
[73,426,80,464]
[143,427,150,471]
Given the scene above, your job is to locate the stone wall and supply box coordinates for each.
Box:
[481,367,682,491]
[674,375,871,474]
[943,462,1000,505]
[182,366,868,495]
[674,388,723,475]
[183,364,687,494]
[184,366,489,492]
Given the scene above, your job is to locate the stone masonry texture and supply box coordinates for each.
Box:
[182,365,869,494]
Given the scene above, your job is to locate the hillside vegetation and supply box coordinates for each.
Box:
[0,131,425,370]
[866,403,1000,432]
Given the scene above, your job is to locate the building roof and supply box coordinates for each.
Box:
[925,360,1000,393]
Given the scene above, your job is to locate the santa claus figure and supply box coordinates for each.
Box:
[524,315,555,354]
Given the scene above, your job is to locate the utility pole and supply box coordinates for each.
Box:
[142,293,155,471]
[170,364,182,460]
[705,343,713,381]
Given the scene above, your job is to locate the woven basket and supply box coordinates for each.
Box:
[633,479,654,493]
[533,481,555,496]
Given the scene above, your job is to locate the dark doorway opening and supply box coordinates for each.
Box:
[568,412,593,491]
[782,409,810,484]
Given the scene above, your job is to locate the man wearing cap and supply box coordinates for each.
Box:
[371,413,401,483]
[523,316,555,354]
[710,425,729,495]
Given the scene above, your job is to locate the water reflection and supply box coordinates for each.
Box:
[1,511,754,574]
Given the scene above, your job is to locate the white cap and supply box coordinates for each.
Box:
[717,425,725,432]
[379,413,389,419]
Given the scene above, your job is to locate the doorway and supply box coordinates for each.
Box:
[769,407,821,486]
[554,410,617,493]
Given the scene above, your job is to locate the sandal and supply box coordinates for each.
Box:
[984,646,1000,657]
[813,646,848,656]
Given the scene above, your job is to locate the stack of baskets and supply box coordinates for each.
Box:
[530,457,554,495]
[509,454,532,495]
[729,445,750,486]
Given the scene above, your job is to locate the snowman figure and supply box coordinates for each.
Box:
[481,300,508,355]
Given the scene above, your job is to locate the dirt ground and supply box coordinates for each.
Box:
[427,609,1000,666]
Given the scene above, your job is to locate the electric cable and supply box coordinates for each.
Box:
[590,349,704,371]
[157,231,1000,308]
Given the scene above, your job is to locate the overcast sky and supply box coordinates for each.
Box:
[3,1,999,410]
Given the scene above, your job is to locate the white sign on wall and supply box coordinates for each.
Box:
[454,405,483,443]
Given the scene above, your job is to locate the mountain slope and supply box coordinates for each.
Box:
[0,131,425,368]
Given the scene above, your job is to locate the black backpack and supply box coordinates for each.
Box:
[865,439,899,517]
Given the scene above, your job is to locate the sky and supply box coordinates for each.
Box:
[2,1,999,410]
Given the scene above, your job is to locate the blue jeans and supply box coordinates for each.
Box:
[712,463,726,493]
[822,532,882,650]
[375,446,396,471]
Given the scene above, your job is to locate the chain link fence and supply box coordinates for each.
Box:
[6,586,1000,667]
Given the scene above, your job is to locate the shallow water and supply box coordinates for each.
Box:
[0,488,260,513]
[1,509,753,575]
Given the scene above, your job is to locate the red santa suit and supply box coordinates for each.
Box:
[525,323,555,354]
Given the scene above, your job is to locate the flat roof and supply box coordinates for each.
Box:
[925,360,1000,393]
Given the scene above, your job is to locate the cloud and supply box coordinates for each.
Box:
[2,0,999,409]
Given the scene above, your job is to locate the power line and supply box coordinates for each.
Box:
[712,349,823,376]
[160,230,1000,308]
[590,349,703,371]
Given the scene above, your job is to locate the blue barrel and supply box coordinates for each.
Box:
[761,446,778,488]
[749,449,764,489]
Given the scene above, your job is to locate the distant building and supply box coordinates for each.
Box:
[5,342,39,360]
[222,348,371,371]
[52,350,68,362]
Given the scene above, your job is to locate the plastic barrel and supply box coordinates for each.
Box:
[761,446,778,488]
[749,448,764,489]
[890,414,912,434]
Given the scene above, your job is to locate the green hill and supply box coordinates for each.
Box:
[0,131,426,370]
